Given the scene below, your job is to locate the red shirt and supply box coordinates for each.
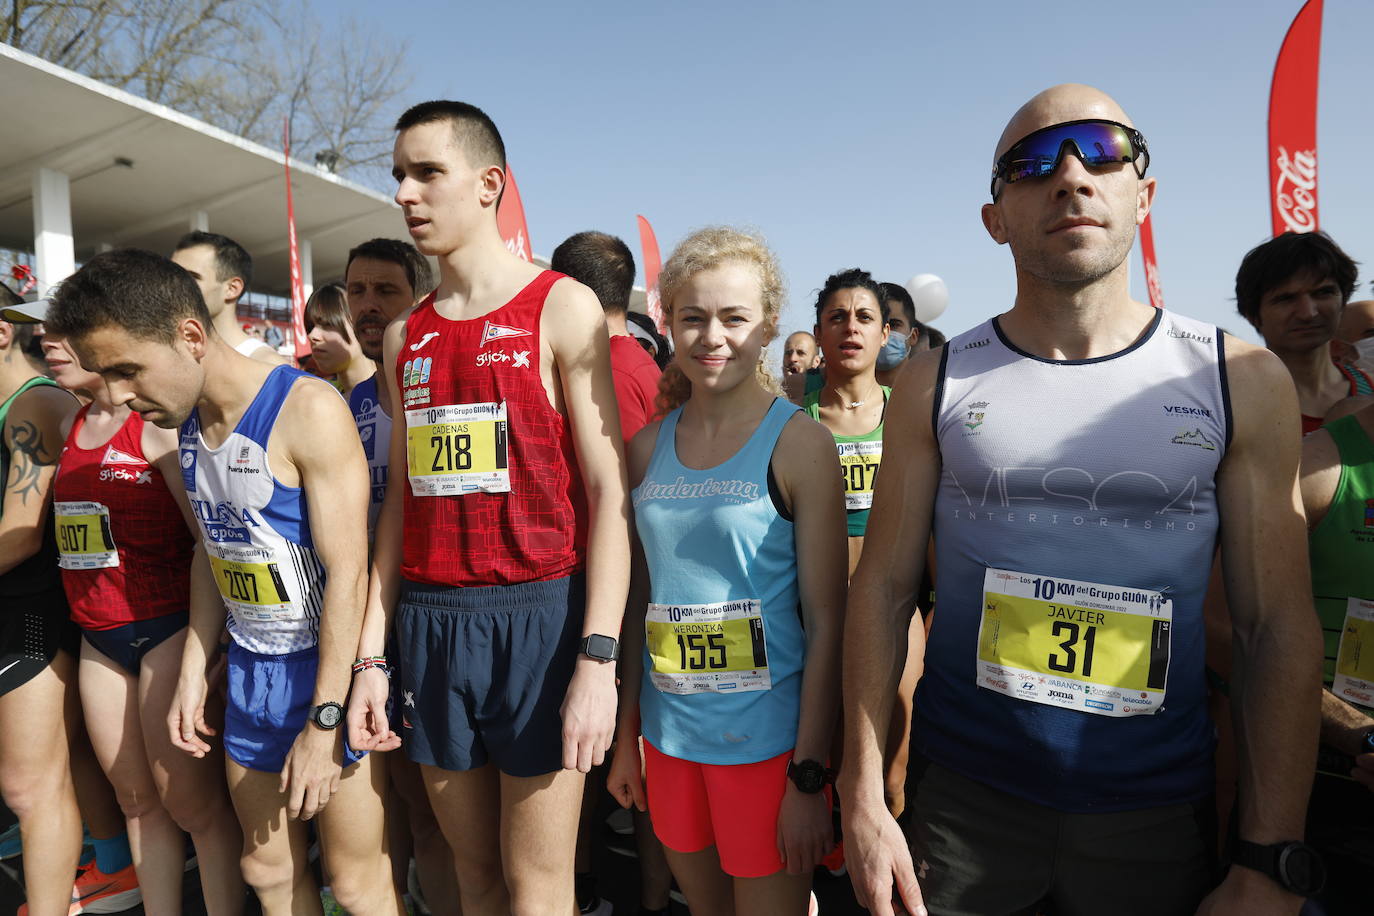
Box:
[609,334,662,443]
[398,271,587,587]
[52,407,194,628]
[1301,363,1374,436]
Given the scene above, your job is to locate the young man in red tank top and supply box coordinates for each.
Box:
[347,101,631,915]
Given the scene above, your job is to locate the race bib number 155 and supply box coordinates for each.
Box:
[646,600,771,695]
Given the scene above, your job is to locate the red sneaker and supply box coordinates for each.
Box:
[18,861,142,915]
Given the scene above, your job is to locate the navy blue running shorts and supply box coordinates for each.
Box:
[396,573,585,777]
[82,611,188,676]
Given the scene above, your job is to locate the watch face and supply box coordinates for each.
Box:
[584,634,618,660]
[790,760,825,793]
[315,704,343,729]
[1278,844,1326,896]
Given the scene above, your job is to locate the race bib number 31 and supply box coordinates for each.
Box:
[54,501,119,569]
[977,568,1172,717]
[208,545,298,624]
[406,402,511,496]
[1334,598,1374,709]
[646,600,770,695]
[837,441,881,511]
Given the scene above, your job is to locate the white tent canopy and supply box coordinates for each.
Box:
[0,43,409,298]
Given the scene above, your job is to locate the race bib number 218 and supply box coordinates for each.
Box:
[405,401,511,496]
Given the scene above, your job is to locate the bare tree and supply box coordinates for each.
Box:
[3,0,410,187]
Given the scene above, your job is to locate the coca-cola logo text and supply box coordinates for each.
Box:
[1274,146,1318,234]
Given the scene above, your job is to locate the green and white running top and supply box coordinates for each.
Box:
[1309,414,1374,715]
[803,387,888,537]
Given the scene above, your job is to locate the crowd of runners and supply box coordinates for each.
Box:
[0,81,1372,916]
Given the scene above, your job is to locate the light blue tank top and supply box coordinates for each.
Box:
[179,366,326,656]
[633,398,806,764]
[921,309,1229,811]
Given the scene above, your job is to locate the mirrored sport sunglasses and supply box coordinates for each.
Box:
[990,119,1149,201]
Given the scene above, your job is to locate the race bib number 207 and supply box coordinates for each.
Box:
[977,568,1172,717]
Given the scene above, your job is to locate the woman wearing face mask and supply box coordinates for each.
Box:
[608,228,846,915]
[305,282,373,395]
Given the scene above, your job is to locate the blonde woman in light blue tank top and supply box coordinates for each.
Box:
[608,228,848,915]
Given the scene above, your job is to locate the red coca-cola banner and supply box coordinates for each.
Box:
[1268,0,1323,236]
[284,120,309,359]
[498,166,533,261]
[636,215,665,332]
[1139,212,1164,310]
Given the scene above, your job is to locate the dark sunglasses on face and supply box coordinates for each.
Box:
[990,119,1149,201]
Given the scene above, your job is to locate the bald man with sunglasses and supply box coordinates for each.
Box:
[840,84,1323,916]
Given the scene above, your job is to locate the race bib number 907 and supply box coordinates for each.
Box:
[54,501,119,569]
[977,568,1172,717]
[646,600,771,695]
[405,402,511,496]
[836,441,881,511]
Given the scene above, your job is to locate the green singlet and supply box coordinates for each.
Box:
[803,386,889,537]
[1309,414,1374,715]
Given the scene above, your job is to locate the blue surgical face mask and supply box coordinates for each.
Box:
[876,333,908,370]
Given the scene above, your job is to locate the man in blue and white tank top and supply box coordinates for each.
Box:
[48,249,404,915]
[343,239,432,544]
[840,85,1324,916]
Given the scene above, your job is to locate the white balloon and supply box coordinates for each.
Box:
[906,274,948,324]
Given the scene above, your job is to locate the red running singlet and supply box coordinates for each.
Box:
[398,270,587,587]
[52,407,195,629]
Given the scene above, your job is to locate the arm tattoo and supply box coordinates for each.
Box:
[5,420,59,506]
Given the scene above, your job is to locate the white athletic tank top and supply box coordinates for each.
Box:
[179,366,325,655]
[921,309,1230,811]
[235,337,275,359]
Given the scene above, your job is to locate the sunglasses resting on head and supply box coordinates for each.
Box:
[990,119,1149,201]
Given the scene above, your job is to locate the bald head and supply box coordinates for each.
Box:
[783,331,819,376]
[995,84,1135,162]
[1340,300,1374,344]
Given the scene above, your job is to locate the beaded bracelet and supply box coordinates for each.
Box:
[351,656,390,676]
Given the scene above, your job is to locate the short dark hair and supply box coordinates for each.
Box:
[395,100,506,171]
[304,282,353,342]
[550,231,636,315]
[47,249,210,344]
[346,238,434,297]
[879,282,919,329]
[174,230,253,296]
[926,326,947,349]
[0,281,20,309]
[1234,231,1359,324]
[814,268,890,323]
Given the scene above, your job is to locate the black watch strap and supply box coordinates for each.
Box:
[1232,840,1326,897]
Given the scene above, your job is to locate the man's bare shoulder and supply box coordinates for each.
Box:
[250,345,290,366]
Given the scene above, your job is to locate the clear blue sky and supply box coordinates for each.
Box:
[340,0,1372,357]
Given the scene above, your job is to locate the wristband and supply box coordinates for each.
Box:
[351,656,390,677]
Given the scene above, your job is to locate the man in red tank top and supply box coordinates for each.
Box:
[347,101,631,915]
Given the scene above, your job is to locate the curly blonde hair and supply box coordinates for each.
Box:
[655,227,786,414]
